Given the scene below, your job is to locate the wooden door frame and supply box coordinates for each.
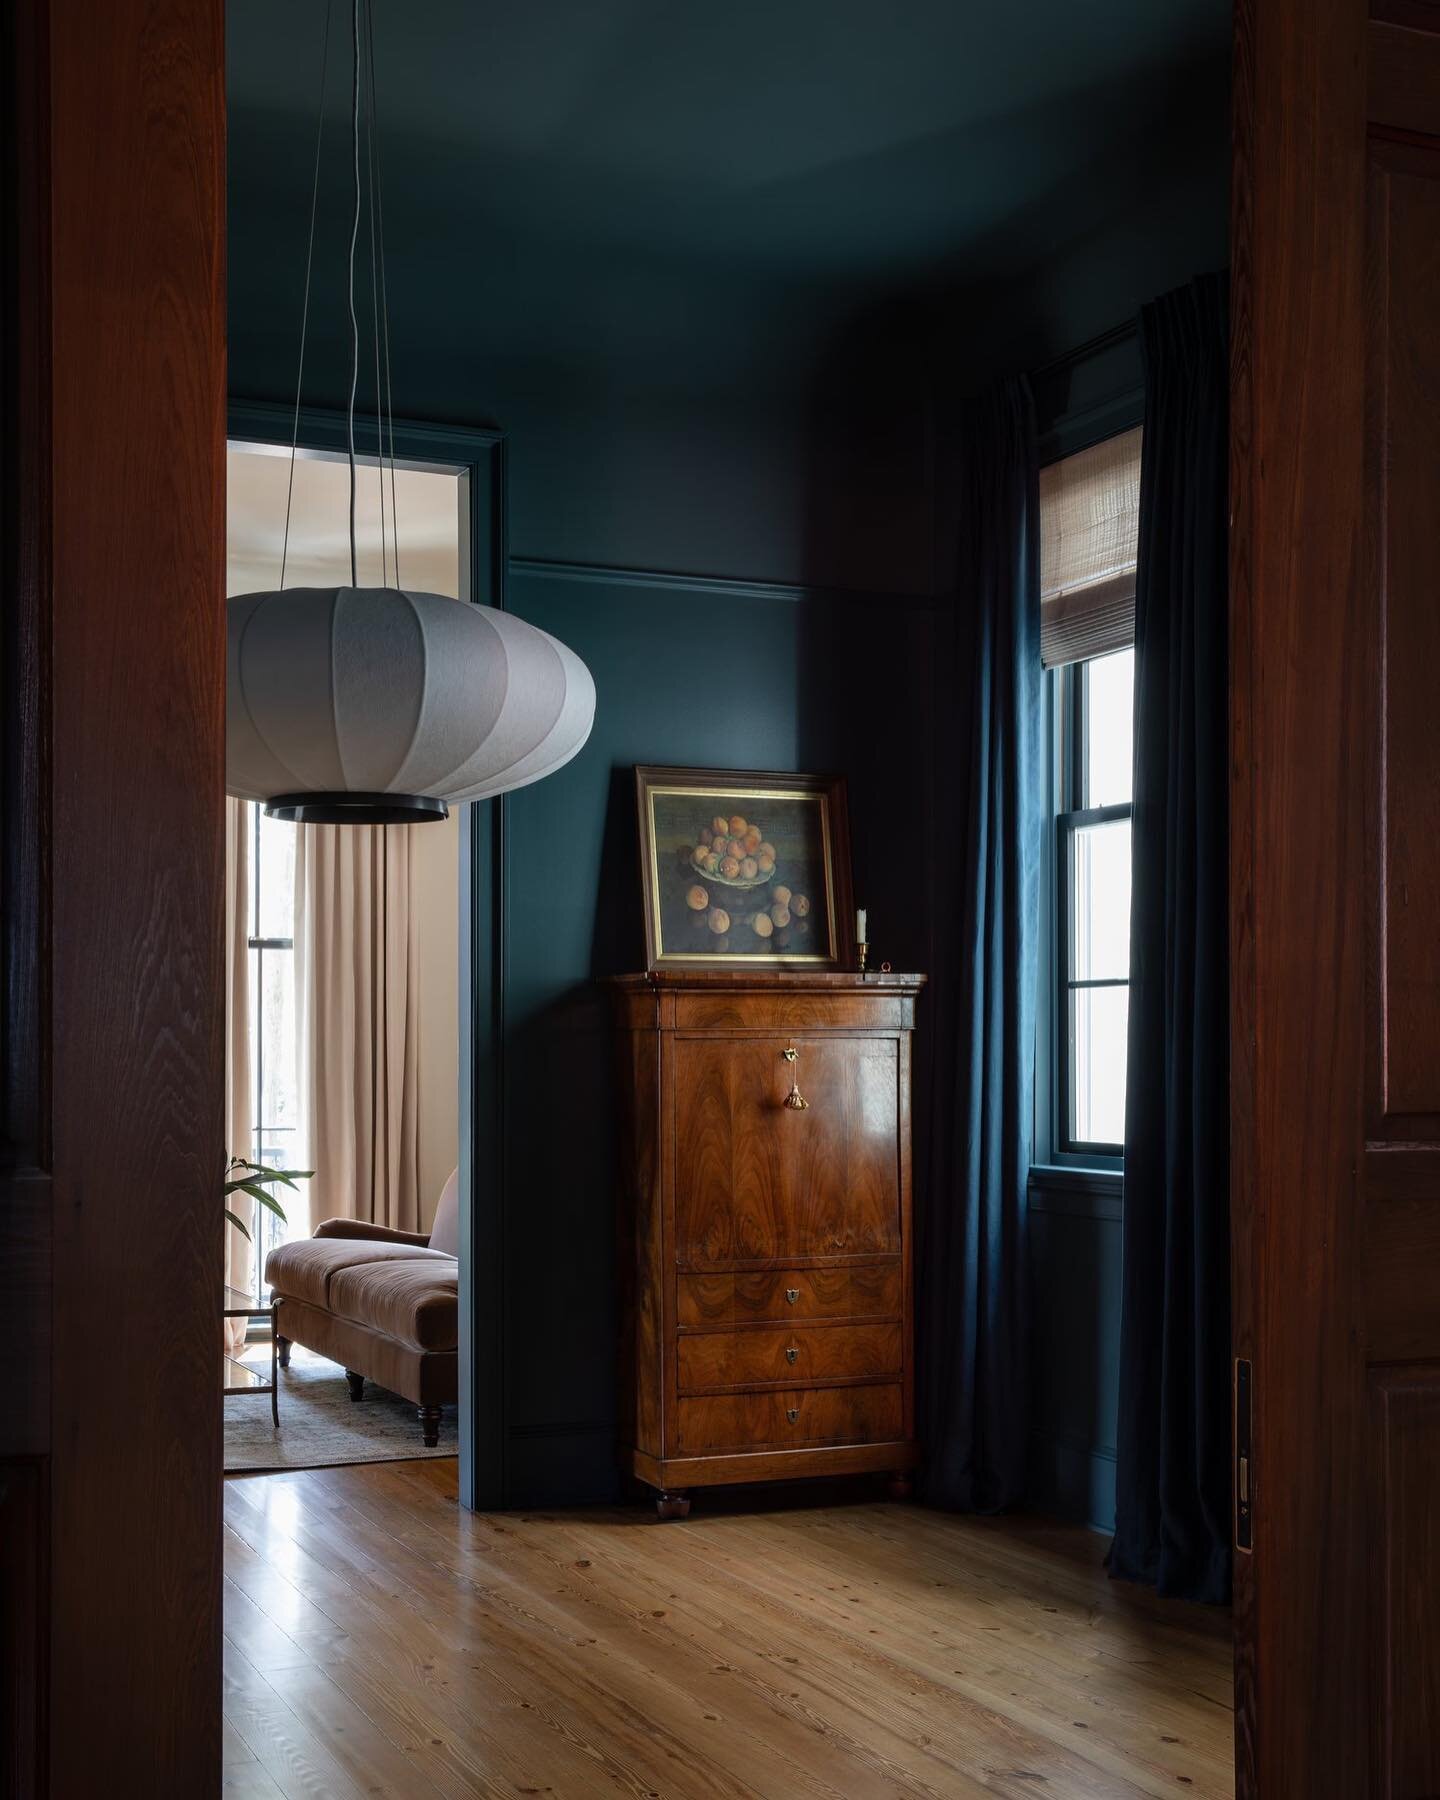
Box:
[226,400,511,1511]
[1,0,228,1790]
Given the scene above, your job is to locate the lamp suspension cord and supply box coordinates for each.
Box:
[366,0,402,587]
[280,0,333,590]
[345,0,361,588]
[362,0,387,585]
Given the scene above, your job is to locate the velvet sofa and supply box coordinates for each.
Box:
[265,1169,459,1445]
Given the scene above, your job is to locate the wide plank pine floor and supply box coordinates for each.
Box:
[222,1460,1233,1799]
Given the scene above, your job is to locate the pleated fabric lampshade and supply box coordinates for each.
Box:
[226,586,596,822]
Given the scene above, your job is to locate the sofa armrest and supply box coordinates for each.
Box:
[312,1217,431,1248]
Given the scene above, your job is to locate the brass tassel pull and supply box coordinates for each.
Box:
[782,1044,809,1110]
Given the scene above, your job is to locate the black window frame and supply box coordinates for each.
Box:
[1045,654,1131,1167]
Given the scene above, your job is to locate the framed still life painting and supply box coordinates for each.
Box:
[635,765,854,970]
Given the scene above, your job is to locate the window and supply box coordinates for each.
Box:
[1038,425,1141,1166]
[1052,647,1133,1156]
[246,802,299,1298]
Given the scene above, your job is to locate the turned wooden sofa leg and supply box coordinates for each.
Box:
[276,1335,291,1370]
[419,1405,442,1447]
[345,1369,365,1402]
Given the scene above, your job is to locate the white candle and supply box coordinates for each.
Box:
[857,908,867,943]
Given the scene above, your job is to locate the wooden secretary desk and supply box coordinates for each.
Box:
[608,970,924,1516]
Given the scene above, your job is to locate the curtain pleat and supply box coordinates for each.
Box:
[920,376,1043,1512]
[1110,273,1231,1605]
[295,823,421,1235]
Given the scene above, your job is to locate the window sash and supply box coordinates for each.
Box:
[1056,802,1131,1157]
[1049,655,1132,1163]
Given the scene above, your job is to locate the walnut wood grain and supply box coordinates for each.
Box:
[1370,1370,1440,1795]
[1,0,227,1789]
[1233,2,1440,1791]
[674,1383,904,1454]
[673,1036,900,1266]
[677,1322,902,1394]
[676,1261,903,1328]
[610,974,921,1500]
[1367,135,1440,1132]
[674,993,907,1031]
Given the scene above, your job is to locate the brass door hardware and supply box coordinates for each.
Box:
[784,1346,799,1364]
[786,1408,800,1423]
[785,1288,800,1305]
[1235,1357,1253,1553]
[782,1044,809,1110]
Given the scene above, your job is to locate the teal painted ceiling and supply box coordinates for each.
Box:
[228,1,1229,404]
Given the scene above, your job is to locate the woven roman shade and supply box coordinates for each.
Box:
[1039,426,1142,668]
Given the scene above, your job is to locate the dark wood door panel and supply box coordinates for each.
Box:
[1367,135,1440,1133]
[1370,1369,1440,1799]
[1364,1187,1440,1362]
[677,1322,902,1393]
[3,0,227,1789]
[673,1037,900,1265]
[1236,2,1440,1790]
[674,1383,903,1454]
[676,1261,903,1327]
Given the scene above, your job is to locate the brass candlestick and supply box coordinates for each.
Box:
[857,940,868,976]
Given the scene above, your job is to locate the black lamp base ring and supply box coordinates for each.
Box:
[264,791,449,825]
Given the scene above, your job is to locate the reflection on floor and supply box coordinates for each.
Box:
[222,1461,1234,1799]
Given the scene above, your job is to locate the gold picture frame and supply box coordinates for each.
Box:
[634,765,854,970]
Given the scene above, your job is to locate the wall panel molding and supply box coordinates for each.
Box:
[510,555,940,611]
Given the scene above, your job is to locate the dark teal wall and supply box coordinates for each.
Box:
[499,568,937,1499]
[229,22,1227,1506]
[1028,1181,1124,1529]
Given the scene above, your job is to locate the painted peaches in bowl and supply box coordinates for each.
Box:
[681,813,811,945]
[688,813,777,890]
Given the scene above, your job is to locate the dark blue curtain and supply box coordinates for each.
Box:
[1110,274,1231,1604]
[920,377,1042,1513]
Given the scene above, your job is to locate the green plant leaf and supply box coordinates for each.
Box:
[224,1208,252,1240]
[234,1182,289,1223]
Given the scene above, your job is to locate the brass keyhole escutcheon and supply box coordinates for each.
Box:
[781,1044,809,1110]
[786,1408,800,1423]
[785,1288,800,1305]
[785,1346,799,1364]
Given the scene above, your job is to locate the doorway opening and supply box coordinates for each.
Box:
[222,408,503,1481]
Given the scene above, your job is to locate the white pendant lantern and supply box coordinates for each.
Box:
[228,587,595,823]
[225,0,595,824]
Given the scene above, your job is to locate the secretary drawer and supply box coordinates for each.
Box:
[677,1262,902,1328]
[677,1322,902,1393]
[673,1383,903,1453]
[673,993,905,1032]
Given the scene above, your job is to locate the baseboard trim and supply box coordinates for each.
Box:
[507,1418,614,1442]
[1028,1428,1117,1534]
[503,1418,621,1507]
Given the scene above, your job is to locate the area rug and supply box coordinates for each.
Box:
[224,1344,455,1473]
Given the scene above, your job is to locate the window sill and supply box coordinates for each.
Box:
[1028,1163,1123,1221]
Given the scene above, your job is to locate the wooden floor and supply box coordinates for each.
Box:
[222,1460,1234,1799]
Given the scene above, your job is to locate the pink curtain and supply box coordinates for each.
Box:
[294,823,421,1234]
